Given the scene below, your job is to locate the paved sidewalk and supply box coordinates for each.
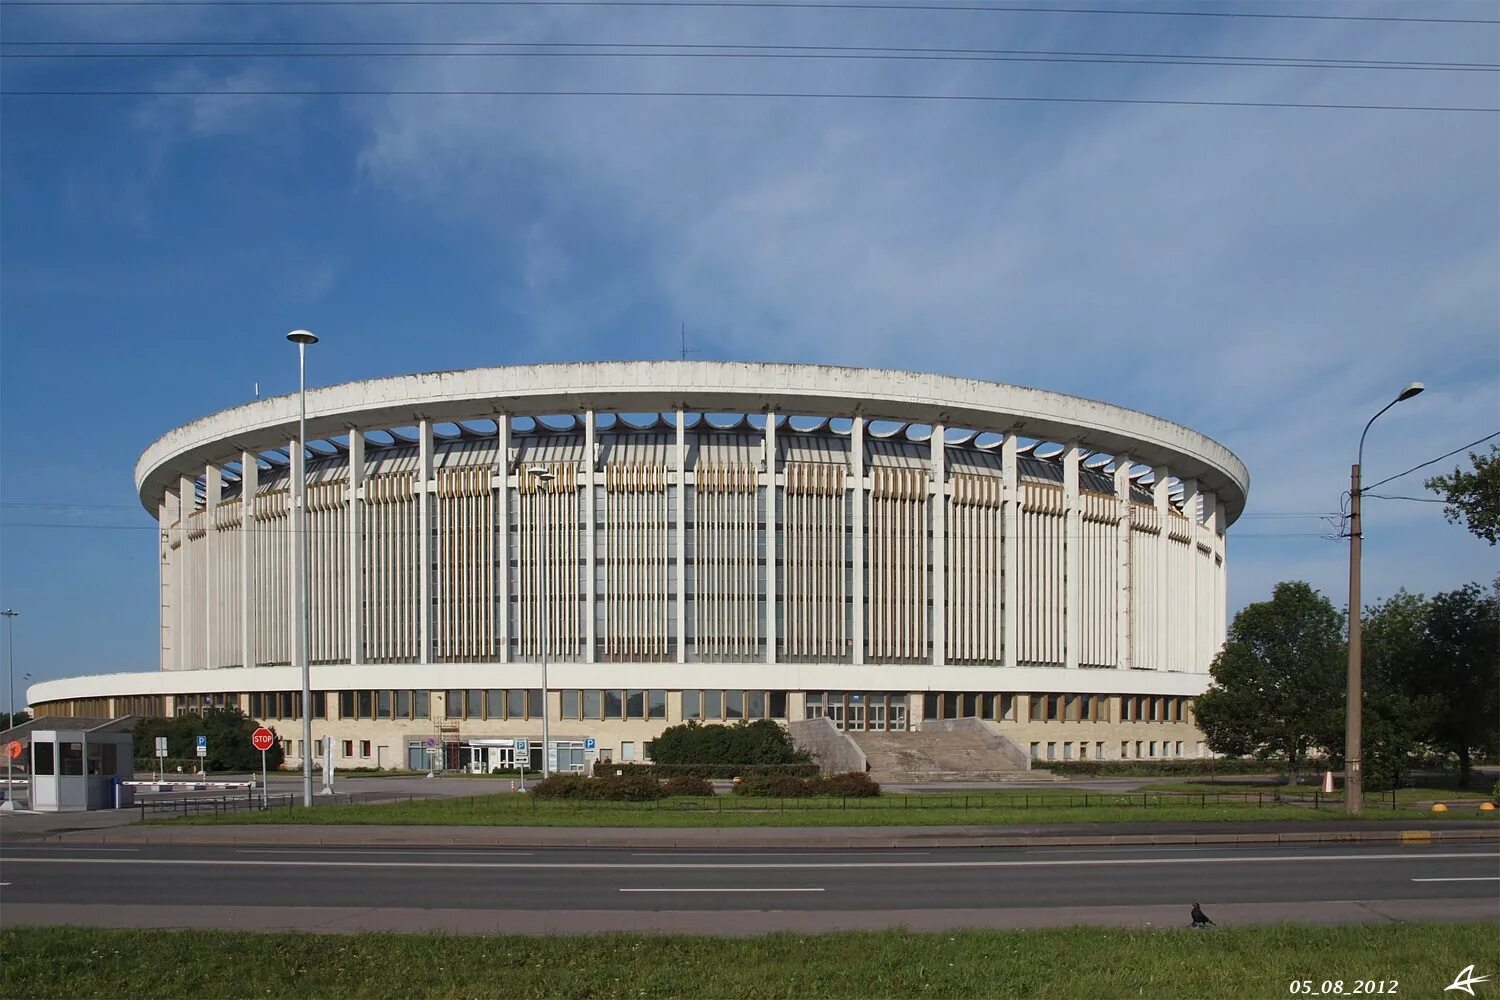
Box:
[23,818,1500,849]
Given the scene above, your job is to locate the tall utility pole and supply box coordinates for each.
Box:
[287,330,319,807]
[1346,381,1424,815]
[2,609,18,807]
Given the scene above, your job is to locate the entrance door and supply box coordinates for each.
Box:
[846,701,865,732]
[868,702,886,732]
[889,699,907,732]
[827,702,844,730]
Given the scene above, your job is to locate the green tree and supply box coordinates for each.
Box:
[1195,581,1346,784]
[0,710,31,732]
[1426,443,1500,545]
[1405,583,1500,787]
[1360,591,1442,791]
[649,720,810,766]
[132,707,285,772]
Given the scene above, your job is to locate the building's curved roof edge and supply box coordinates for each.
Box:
[135,360,1250,522]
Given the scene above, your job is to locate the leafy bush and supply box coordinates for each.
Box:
[531,774,668,801]
[604,762,821,779]
[732,774,818,797]
[819,772,880,797]
[661,775,714,797]
[131,708,285,773]
[1045,758,1287,778]
[649,719,812,767]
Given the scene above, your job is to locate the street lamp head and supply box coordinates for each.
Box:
[1396,381,1425,402]
[286,329,319,346]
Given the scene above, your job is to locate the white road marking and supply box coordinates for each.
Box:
[1410,876,1500,882]
[1,847,140,853]
[0,850,1492,872]
[629,852,927,858]
[620,888,825,893]
[235,849,534,857]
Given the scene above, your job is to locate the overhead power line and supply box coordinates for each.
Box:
[4,88,1494,113]
[8,42,1492,74]
[6,46,1493,73]
[4,1,1497,24]
[1364,431,1500,491]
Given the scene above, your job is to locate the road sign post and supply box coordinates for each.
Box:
[195,735,208,779]
[516,740,528,791]
[251,728,275,808]
[154,736,168,781]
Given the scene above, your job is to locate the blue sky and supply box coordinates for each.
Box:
[2,0,1497,687]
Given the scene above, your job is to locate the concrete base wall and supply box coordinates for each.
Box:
[789,717,867,775]
[918,718,1032,770]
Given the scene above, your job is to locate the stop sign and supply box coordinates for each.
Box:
[251,727,275,752]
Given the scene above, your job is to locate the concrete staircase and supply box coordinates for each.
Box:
[850,729,1059,784]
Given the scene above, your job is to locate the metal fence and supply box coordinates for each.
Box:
[514,789,1409,812]
[138,791,296,820]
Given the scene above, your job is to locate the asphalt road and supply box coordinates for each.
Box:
[2,842,1496,934]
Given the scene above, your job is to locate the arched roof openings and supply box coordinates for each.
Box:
[705,413,751,431]
[973,431,1004,450]
[945,427,978,446]
[866,420,905,439]
[138,362,1248,521]
[1034,442,1066,460]
[787,415,829,433]
[905,423,934,443]
[827,417,854,435]
[1084,453,1113,471]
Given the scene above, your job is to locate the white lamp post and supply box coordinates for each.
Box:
[2,609,18,809]
[287,329,318,807]
[528,464,556,778]
[1345,380,1424,814]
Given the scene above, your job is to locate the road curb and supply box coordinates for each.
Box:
[43,825,1500,850]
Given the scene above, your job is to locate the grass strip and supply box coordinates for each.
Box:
[153,790,1499,827]
[5,923,1496,999]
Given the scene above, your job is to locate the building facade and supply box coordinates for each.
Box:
[30,361,1248,771]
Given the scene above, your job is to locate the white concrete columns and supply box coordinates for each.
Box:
[585,408,597,664]
[930,423,946,666]
[179,475,195,670]
[1113,455,1132,671]
[1181,477,1200,674]
[1001,436,1019,668]
[347,430,365,665]
[204,464,221,666]
[1063,444,1082,670]
[1152,465,1170,672]
[417,418,434,665]
[851,416,865,666]
[675,409,687,664]
[764,411,778,665]
[239,451,257,670]
[496,414,510,663]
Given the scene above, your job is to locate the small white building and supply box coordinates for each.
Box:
[5,716,135,812]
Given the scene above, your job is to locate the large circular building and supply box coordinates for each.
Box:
[30,361,1247,774]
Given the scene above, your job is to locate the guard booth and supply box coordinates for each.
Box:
[4,716,136,812]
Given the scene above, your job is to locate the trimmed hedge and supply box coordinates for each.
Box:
[602,762,822,779]
[732,772,881,798]
[1045,758,1304,777]
[661,775,715,797]
[649,719,812,767]
[531,774,667,801]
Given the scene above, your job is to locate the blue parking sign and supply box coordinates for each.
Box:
[584,738,596,751]
[196,736,207,749]
[516,740,528,753]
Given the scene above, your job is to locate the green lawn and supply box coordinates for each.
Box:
[156,790,1498,827]
[1136,780,1497,805]
[5,924,1495,999]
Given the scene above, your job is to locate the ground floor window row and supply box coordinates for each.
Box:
[681,690,787,721]
[1029,739,1202,761]
[34,691,1200,732]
